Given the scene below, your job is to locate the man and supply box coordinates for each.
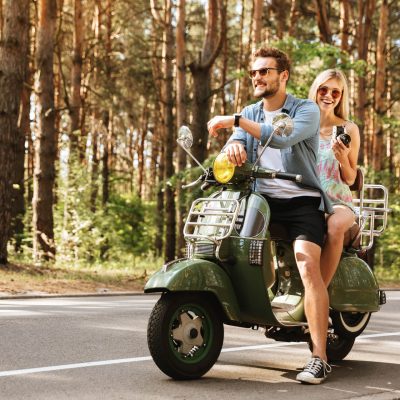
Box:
[207,47,333,384]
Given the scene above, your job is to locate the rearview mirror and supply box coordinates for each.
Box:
[272,113,293,137]
[177,126,193,149]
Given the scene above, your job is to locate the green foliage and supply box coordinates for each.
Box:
[271,38,360,99]
[54,156,157,266]
[361,168,400,276]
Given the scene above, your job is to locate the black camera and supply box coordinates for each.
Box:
[333,126,351,147]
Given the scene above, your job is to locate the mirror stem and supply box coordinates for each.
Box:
[177,141,207,173]
[252,128,277,168]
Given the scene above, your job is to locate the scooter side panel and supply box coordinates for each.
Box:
[329,255,380,312]
[221,193,280,325]
[144,259,242,322]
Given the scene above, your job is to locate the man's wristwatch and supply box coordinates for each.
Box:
[233,113,242,127]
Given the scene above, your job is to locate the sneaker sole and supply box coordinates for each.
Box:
[296,373,327,385]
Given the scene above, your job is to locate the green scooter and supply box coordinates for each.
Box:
[144,114,389,380]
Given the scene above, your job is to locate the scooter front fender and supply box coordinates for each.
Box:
[144,258,241,322]
[329,254,380,312]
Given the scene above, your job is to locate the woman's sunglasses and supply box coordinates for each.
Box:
[248,67,280,79]
[318,86,342,99]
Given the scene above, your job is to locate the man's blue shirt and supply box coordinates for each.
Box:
[226,93,333,214]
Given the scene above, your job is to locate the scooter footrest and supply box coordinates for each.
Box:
[265,326,309,342]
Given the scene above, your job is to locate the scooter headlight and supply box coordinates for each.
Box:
[213,153,235,184]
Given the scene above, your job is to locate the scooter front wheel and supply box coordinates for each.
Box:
[326,334,355,362]
[147,292,224,380]
[308,334,355,362]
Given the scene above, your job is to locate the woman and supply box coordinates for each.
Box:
[309,69,360,286]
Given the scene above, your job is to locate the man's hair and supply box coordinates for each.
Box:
[252,47,291,79]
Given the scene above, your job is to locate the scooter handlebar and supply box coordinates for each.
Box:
[273,171,302,183]
[254,166,302,183]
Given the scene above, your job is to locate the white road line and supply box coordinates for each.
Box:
[0,310,45,316]
[323,386,360,395]
[0,357,153,377]
[1,331,399,378]
[358,332,400,340]
[366,386,400,393]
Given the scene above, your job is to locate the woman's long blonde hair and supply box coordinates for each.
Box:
[308,69,350,120]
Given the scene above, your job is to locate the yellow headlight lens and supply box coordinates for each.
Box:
[213,153,235,183]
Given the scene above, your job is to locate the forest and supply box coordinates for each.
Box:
[0,0,399,277]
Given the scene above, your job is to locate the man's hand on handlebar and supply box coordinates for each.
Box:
[224,142,247,167]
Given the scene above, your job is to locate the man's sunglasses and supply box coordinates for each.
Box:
[248,67,280,78]
[317,86,342,99]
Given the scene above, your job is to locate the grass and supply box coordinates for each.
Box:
[0,254,164,296]
[1,252,399,297]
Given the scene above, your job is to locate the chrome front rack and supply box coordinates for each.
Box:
[184,198,240,243]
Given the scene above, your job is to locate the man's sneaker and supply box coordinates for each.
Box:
[296,357,332,384]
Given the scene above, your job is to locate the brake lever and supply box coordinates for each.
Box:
[182,175,203,189]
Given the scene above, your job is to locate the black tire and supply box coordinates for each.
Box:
[331,311,371,338]
[326,334,355,362]
[147,292,224,380]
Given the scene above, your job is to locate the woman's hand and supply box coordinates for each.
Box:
[331,136,350,164]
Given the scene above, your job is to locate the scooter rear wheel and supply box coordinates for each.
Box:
[330,311,371,338]
[147,291,224,380]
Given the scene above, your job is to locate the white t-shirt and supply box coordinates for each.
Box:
[256,109,320,198]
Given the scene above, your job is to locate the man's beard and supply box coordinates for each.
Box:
[253,79,280,99]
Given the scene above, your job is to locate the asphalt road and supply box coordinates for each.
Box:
[0,292,399,400]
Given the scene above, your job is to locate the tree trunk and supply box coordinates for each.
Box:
[252,0,263,46]
[69,0,84,156]
[270,0,287,40]
[372,0,388,172]
[189,0,226,164]
[176,0,187,258]
[239,0,253,108]
[234,0,246,112]
[137,102,148,199]
[339,0,350,52]
[155,132,164,257]
[89,1,101,212]
[101,0,113,206]
[162,2,176,262]
[90,118,99,213]
[101,110,110,206]
[314,0,332,43]
[0,0,29,264]
[11,2,31,253]
[151,0,176,261]
[190,66,212,163]
[33,0,58,261]
[288,0,299,37]
[356,0,376,164]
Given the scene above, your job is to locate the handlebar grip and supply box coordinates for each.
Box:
[274,171,302,183]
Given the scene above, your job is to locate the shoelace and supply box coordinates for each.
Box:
[304,357,332,376]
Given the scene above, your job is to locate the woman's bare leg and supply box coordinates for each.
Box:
[321,205,355,286]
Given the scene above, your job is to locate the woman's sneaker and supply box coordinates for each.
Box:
[296,357,332,384]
